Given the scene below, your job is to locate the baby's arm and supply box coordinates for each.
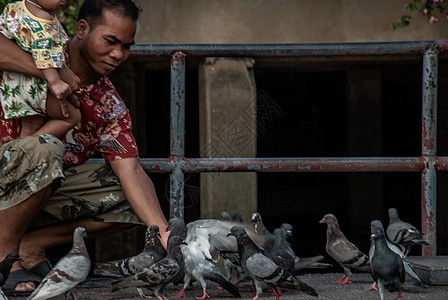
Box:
[42,68,72,117]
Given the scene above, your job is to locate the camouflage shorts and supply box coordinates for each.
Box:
[0,134,143,228]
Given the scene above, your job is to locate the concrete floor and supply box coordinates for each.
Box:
[8,272,448,300]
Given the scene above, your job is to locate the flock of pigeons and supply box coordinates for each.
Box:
[0,208,430,300]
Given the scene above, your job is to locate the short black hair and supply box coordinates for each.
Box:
[77,0,141,29]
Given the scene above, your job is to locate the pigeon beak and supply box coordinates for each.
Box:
[319,218,325,224]
[157,232,162,238]
[181,241,188,246]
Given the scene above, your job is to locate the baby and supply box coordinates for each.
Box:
[0,0,80,139]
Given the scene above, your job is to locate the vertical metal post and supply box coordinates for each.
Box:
[170,51,186,219]
[421,47,438,256]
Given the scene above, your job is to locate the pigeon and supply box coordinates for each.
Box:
[220,212,246,282]
[320,213,370,284]
[267,228,296,274]
[372,220,427,288]
[221,211,232,221]
[232,212,244,223]
[0,253,22,287]
[252,214,330,273]
[276,223,332,272]
[111,235,186,299]
[251,213,275,253]
[27,227,91,300]
[370,220,405,300]
[228,225,318,300]
[387,208,429,256]
[175,219,241,299]
[94,225,167,278]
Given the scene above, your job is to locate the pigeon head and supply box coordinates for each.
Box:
[74,226,87,240]
[147,224,161,239]
[251,213,261,224]
[281,223,293,239]
[227,225,247,238]
[168,235,187,248]
[319,214,338,225]
[232,212,243,222]
[388,208,400,221]
[370,220,385,240]
[167,217,185,232]
[221,211,231,221]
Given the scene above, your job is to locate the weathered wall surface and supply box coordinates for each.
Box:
[134,0,448,43]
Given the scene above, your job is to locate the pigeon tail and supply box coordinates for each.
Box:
[206,272,241,298]
[280,277,318,297]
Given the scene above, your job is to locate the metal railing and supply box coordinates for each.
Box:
[100,41,448,255]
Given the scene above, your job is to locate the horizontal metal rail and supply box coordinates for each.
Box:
[89,40,447,255]
[131,40,448,57]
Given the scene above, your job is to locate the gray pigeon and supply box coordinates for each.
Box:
[371,220,427,289]
[232,212,244,223]
[111,235,186,299]
[94,225,167,278]
[320,213,370,284]
[267,228,296,274]
[370,220,405,300]
[27,227,91,300]
[221,211,232,221]
[175,219,240,299]
[387,208,429,256]
[277,223,332,272]
[220,212,245,282]
[228,225,318,299]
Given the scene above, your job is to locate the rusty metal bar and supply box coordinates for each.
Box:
[421,47,438,256]
[131,40,448,57]
[169,51,186,218]
[181,157,425,172]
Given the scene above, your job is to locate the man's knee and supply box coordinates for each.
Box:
[29,134,65,162]
[0,135,65,208]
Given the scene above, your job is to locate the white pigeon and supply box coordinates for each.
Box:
[27,227,91,300]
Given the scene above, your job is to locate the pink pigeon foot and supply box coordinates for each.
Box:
[195,288,210,299]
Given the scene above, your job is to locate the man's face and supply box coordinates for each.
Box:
[80,10,136,76]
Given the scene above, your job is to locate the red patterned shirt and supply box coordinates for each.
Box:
[0,43,139,168]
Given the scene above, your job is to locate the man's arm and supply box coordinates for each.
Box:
[109,157,169,248]
[0,34,43,78]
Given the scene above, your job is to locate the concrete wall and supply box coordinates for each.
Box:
[134,0,448,43]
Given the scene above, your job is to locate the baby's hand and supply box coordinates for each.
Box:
[59,66,80,108]
[49,79,72,100]
[48,80,72,117]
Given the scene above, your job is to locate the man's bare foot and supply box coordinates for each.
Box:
[14,281,36,292]
[17,233,47,271]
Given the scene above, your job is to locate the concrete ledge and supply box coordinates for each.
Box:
[408,256,448,286]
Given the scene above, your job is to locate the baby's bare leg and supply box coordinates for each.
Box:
[19,115,44,138]
[34,91,81,139]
